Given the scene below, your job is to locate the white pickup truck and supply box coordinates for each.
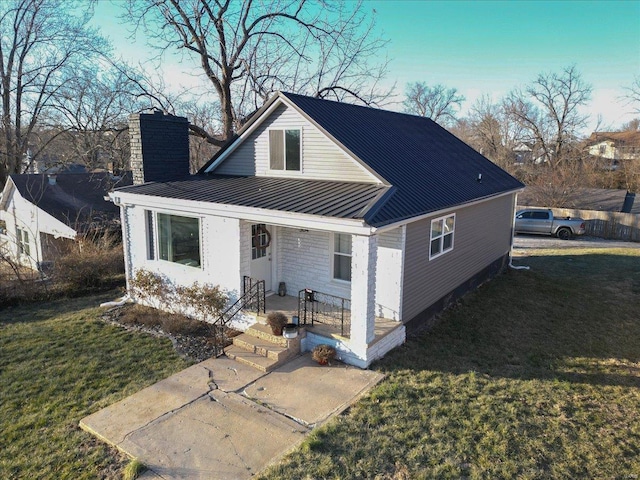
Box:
[514,209,586,240]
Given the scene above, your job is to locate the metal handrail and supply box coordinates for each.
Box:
[298,288,351,337]
[211,276,265,355]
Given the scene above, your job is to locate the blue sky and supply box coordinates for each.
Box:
[93,0,640,132]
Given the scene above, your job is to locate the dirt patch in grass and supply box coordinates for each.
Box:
[103,303,240,362]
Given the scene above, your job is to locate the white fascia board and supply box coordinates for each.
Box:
[112,191,375,235]
[203,99,284,173]
[371,189,524,234]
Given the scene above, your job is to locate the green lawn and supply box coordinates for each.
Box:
[260,247,640,479]
[0,292,191,479]
[2,249,639,479]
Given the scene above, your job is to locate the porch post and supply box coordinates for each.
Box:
[349,234,378,355]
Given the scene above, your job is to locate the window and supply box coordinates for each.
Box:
[269,129,301,171]
[145,210,155,260]
[333,233,352,282]
[157,213,201,267]
[430,214,455,259]
[16,227,30,257]
[251,224,270,260]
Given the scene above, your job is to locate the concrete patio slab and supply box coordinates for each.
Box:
[80,353,385,480]
[120,392,307,479]
[243,354,385,426]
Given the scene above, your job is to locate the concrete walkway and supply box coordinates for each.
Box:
[80,354,384,479]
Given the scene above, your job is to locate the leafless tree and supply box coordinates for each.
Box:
[0,0,110,186]
[503,65,592,169]
[403,81,465,127]
[47,67,144,172]
[125,0,390,145]
[623,76,640,114]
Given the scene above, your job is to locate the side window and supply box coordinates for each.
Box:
[332,233,352,282]
[251,224,270,260]
[430,214,455,259]
[16,227,31,257]
[145,210,155,260]
[532,211,550,220]
[269,129,301,171]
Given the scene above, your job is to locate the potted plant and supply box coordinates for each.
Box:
[266,311,288,336]
[312,344,336,365]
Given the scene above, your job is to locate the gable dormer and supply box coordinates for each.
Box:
[207,100,381,184]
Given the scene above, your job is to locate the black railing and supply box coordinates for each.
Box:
[210,277,265,356]
[298,289,351,337]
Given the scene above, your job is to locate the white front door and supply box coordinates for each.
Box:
[250,223,272,291]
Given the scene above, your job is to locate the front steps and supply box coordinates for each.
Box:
[225,323,305,372]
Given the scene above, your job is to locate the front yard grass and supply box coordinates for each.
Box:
[0,292,191,479]
[261,247,640,479]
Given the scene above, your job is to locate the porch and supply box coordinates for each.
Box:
[261,293,402,346]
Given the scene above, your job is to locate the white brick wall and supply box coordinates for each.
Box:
[277,227,350,299]
[375,227,405,320]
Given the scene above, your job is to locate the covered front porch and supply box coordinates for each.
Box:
[260,292,405,368]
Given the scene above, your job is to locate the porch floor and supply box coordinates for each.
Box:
[262,293,401,344]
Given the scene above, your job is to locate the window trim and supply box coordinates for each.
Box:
[429,213,455,260]
[331,232,352,283]
[268,127,302,173]
[153,211,202,269]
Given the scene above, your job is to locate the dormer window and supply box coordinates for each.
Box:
[269,129,301,171]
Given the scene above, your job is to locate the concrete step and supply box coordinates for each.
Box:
[233,333,293,362]
[245,323,290,347]
[224,345,281,373]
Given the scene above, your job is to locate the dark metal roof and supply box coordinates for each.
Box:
[116,175,390,220]
[279,92,524,226]
[8,172,132,226]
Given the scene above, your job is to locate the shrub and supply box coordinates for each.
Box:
[162,316,208,336]
[312,344,336,365]
[266,311,288,335]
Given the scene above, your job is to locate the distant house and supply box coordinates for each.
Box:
[0,173,131,270]
[587,132,640,168]
[111,93,524,368]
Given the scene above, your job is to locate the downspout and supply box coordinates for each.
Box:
[509,192,530,271]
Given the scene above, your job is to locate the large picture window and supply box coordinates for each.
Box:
[269,129,301,171]
[333,233,352,282]
[157,213,201,267]
[430,214,455,259]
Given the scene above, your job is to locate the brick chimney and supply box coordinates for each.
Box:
[129,111,190,185]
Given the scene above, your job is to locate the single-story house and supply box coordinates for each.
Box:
[111,93,524,367]
[0,172,131,270]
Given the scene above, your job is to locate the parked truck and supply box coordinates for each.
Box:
[514,209,586,240]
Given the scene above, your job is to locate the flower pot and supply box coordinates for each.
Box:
[282,323,298,339]
[317,358,328,365]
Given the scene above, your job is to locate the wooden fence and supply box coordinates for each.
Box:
[518,206,640,242]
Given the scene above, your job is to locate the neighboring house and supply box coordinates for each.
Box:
[0,172,131,270]
[112,93,524,368]
[587,132,640,169]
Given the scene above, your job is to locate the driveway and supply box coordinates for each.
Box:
[513,234,639,250]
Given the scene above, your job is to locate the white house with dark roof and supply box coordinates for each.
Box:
[0,173,130,270]
[112,92,524,368]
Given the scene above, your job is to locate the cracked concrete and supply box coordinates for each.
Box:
[80,354,384,480]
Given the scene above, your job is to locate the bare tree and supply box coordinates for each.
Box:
[403,81,465,126]
[503,65,592,169]
[623,76,640,114]
[47,67,143,172]
[125,0,390,145]
[0,0,110,186]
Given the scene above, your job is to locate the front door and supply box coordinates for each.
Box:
[250,223,272,291]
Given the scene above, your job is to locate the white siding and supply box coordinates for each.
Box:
[374,227,405,320]
[215,104,378,183]
[402,194,515,322]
